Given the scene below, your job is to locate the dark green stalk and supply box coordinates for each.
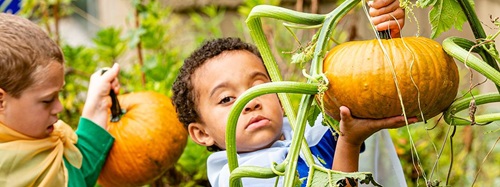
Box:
[457,0,500,92]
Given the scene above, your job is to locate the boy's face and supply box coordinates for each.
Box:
[189,50,284,152]
[0,62,64,138]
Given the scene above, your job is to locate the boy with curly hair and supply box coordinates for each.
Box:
[172,1,410,186]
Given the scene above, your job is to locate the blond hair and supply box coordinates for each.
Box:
[0,13,64,98]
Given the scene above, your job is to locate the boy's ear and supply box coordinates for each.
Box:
[188,122,215,147]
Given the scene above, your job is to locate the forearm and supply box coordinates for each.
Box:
[332,136,361,172]
[332,137,362,187]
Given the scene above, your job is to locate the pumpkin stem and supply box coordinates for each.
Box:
[378,30,391,39]
[109,89,123,122]
[101,69,124,122]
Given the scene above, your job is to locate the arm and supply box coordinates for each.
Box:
[70,63,120,186]
[369,0,405,38]
[72,118,114,186]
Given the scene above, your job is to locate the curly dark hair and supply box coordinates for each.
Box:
[171,37,262,151]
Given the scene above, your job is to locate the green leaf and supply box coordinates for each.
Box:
[428,0,471,39]
[306,102,321,127]
[126,27,147,49]
[322,114,340,134]
[308,165,382,187]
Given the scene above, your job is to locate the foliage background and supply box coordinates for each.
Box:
[15,0,499,186]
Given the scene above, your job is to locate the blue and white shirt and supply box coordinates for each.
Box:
[207,116,363,187]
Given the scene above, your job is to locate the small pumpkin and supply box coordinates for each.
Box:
[321,36,459,121]
[97,91,188,187]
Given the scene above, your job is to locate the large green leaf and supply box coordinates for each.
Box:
[419,0,473,39]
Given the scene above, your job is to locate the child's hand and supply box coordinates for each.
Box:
[332,106,417,173]
[82,63,120,129]
[368,0,405,38]
[338,106,417,147]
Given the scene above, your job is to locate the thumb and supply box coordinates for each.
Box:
[101,63,120,82]
[339,106,353,123]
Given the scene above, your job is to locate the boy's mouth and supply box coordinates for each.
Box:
[46,125,54,134]
[46,120,58,134]
[246,115,269,131]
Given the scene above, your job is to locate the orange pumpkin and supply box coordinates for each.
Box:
[97,91,188,187]
[321,37,459,121]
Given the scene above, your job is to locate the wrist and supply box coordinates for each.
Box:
[82,100,110,129]
[337,135,364,149]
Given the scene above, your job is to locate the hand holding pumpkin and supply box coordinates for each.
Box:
[368,0,405,38]
[337,106,417,147]
[82,63,120,129]
[331,106,418,175]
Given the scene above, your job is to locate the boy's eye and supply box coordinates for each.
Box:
[219,96,235,104]
[42,97,56,104]
[43,99,54,104]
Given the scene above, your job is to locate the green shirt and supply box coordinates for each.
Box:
[64,118,114,187]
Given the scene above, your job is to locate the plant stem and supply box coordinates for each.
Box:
[54,0,61,46]
[283,95,313,187]
[101,70,123,122]
[246,6,327,181]
[229,165,286,184]
[457,0,485,39]
[225,82,319,187]
[457,0,500,92]
[443,92,500,125]
[442,37,500,87]
[135,1,146,87]
[309,0,361,76]
[108,88,123,122]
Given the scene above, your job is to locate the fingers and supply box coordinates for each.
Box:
[377,116,418,129]
[370,7,405,26]
[374,18,405,34]
[111,77,121,94]
[369,0,405,35]
[88,63,121,96]
[369,0,399,16]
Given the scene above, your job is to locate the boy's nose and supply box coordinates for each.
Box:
[243,99,262,113]
[52,97,64,114]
